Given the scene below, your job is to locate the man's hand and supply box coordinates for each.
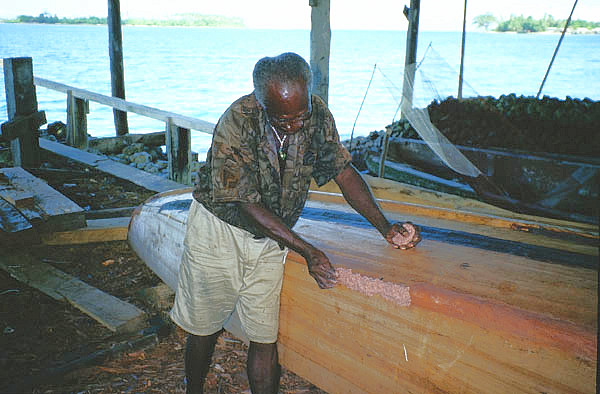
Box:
[304,247,337,289]
[385,222,421,250]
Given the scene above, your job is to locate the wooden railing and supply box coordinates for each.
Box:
[33,77,216,185]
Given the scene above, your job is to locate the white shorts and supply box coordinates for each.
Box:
[170,200,287,344]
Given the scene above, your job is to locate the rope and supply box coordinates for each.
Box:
[349,64,377,151]
[536,0,578,99]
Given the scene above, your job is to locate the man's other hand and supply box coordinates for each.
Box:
[305,248,337,289]
[385,222,421,250]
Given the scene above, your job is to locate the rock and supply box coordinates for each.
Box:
[155,160,169,170]
[130,152,152,165]
[144,163,160,174]
[122,142,146,156]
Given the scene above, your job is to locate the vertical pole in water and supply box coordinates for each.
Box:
[458,0,467,100]
[309,0,331,104]
[108,0,129,136]
[401,0,420,118]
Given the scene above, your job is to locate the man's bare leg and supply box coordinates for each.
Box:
[247,341,280,394]
[185,331,221,394]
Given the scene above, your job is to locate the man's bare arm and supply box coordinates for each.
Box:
[239,202,337,288]
[334,163,421,249]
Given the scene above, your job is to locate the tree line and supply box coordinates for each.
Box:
[473,13,600,33]
[1,12,244,27]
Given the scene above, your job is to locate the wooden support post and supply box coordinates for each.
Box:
[166,118,192,185]
[2,57,43,167]
[378,126,393,178]
[309,0,331,104]
[66,90,89,149]
[458,0,467,99]
[107,0,129,136]
[401,0,420,116]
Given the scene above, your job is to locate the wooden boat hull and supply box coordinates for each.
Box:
[367,138,600,221]
[128,186,597,393]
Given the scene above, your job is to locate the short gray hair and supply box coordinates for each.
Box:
[253,52,312,107]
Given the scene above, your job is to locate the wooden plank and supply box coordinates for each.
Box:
[41,217,129,245]
[0,252,145,333]
[0,197,32,233]
[279,255,595,393]
[39,138,186,193]
[0,186,35,209]
[311,174,599,237]
[34,77,215,134]
[293,216,597,330]
[306,195,599,257]
[0,167,86,232]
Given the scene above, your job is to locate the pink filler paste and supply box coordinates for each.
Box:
[333,223,415,306]
[336,267,411,306]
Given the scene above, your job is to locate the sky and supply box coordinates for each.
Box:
[1,0,598,31]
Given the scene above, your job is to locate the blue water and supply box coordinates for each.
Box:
[1,23,599,159]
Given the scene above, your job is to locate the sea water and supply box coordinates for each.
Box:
[1,23,599,159]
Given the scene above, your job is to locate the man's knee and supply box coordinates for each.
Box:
[187,330,222,350]
[249,341,277,353]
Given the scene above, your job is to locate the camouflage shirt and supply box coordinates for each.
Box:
[193,92,352,237]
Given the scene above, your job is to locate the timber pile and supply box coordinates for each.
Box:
[0,167,86,237]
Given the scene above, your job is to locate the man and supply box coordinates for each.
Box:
[171,52,421,394]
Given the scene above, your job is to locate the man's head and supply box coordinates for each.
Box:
[253,52,313,135]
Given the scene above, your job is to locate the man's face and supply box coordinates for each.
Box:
[264,79,312,135]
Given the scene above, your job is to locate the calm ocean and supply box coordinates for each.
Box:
[1,23,599,158]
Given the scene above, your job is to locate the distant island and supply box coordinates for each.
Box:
[0,12,245,28]
[473,13,600,34]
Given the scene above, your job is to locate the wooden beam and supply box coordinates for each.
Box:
[88,132,166,154]
[458,0,468,99]
[66,90,89,149]
[107,0,129,136]
[0,186,35,209]
[166,117,192,185]
[2,57,43,167]
[1,111,46,142]
[310,0,331,103]
[0,252,146,333]
[41,217,129,245]
[311,175,599,237]
[34,77,215,134]
[0,167,86,232]
[39,138,186,193]
[0,197,32,233]
[401,0,420,115]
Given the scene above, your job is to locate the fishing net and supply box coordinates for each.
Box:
[372,45,599,223]
[378,46,480,178]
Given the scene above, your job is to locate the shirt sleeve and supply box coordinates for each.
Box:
[311,99,353,187]
[210,107,261,204]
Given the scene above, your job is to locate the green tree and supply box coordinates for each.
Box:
[473,13,497,31]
